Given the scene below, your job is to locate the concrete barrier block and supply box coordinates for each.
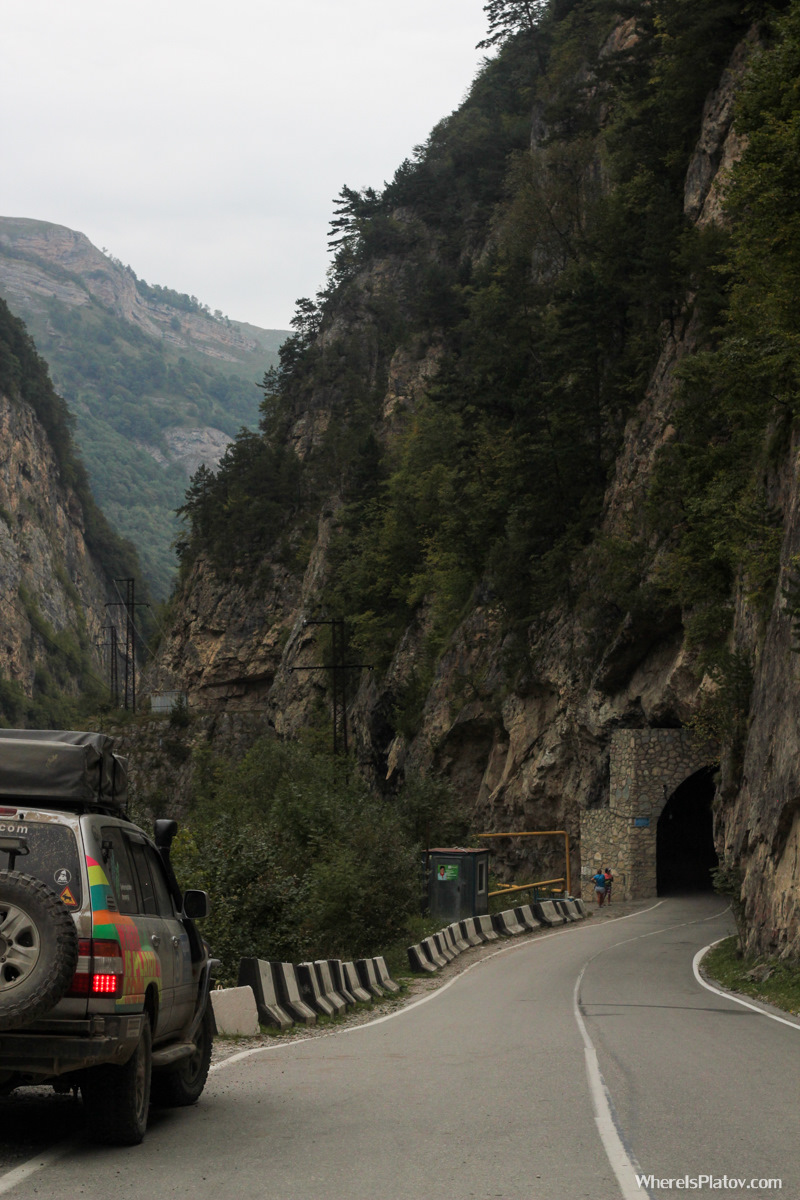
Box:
[532,900,566,927]
[422,936,448,967]
[270,961,317,1025]
[373,956,401,992]
[514,904,541,932]
[297,962,338,1016]
[441,927,462,956]
[433,932,456,961]
[327,959,358,1006]
[458,918,485,946]
[474,915,500,941]
[342,961,373,1003]
[210,986,260,1036]
[356,958,386,997]
[554,899,579,922]
[237,958,294,1029]
[495,909,526,935]
[573,898,589,918]
[407,944,438,973]
[447,923,470,952]
[316,960,352,1010]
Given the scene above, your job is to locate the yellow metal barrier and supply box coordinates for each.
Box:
[488,877,564,898]
[479,830,572,896]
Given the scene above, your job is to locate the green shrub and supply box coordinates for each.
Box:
[170,738,451,983]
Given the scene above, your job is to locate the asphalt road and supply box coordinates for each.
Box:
[0,895,797,1199]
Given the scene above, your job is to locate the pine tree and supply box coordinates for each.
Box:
[477,0,547,47]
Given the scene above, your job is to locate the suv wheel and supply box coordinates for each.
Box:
[81,1018,152,1145]
[151,1003,214,1108]
[0,871,79,1031]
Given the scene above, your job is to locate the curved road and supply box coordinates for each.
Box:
[0,896,797,1199]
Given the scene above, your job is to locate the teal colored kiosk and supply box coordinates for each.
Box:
[428,847,490,923]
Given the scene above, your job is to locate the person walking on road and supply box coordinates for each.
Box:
[592,869,606,906]
[603,868,614,905]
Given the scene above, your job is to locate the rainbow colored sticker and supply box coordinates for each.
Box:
[86,856,161,1011]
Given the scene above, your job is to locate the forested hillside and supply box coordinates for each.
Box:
[176,0,776,672]
[0,297,139,725]
[0,219,288,596]
[155,0,800,959]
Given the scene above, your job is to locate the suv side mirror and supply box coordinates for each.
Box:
[182,889,209,920]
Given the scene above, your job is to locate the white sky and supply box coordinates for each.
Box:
[1,0,489,330]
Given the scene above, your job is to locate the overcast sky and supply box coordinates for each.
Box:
[2,0,490,331]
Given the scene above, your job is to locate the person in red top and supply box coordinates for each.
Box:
[603,868,614,904]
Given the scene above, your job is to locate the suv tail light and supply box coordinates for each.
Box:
[67,938,124,998]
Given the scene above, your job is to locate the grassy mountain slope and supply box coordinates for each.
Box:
[0,217,289,597]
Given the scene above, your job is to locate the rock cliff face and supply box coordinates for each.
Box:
[0,385,111,702]
[149,26,798,958]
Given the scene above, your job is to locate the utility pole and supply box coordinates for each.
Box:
[105,579,147,711]
[290,617,372,756]
[97,623,120,707]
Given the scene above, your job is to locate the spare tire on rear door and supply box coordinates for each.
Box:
[0,871,79,1031]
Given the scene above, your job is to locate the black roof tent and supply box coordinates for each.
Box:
[0,730,127,811]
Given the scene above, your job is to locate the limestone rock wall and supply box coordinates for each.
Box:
[147,30,799,956]
[0,389,111,697]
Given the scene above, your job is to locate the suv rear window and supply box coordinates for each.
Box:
[0,821,82,910]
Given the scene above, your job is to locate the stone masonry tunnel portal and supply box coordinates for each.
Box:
[580,729,718,900]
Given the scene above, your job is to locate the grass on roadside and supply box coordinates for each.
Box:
[702,936,800,1016]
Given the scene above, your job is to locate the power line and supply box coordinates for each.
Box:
[289,618,372,756]
[111,577,159,661]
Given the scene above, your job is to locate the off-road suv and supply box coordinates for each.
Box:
[0,729,215,1145]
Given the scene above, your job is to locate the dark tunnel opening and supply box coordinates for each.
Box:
[656,766,718,894]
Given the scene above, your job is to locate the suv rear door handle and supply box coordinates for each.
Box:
[150,933,161,949]
[172,936,181,949]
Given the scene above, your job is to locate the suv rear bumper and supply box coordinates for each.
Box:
[0,1015,144,1077]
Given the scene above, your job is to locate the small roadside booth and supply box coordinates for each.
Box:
[428,847,490,923]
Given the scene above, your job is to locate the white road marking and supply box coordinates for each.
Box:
[693,940,800,1032]
[0,900,683,1194]
[0,1145,73,1198]
[571,904,736,1200]
[211,900,668,1068]
[573,962,650,1200]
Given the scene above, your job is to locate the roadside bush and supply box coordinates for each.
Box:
[171,737,427,984]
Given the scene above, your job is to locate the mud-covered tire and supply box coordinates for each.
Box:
[81,1019,152,1145]
[151,1004,214,1108]
[0,871,79,1031]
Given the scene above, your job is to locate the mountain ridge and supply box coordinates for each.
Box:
[0,216,290,597]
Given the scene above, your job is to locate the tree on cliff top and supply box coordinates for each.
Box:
[478,0,548,47]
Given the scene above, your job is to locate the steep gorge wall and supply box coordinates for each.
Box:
[149,22,798,957]
[0,384,112,703]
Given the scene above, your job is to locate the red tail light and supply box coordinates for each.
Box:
[67,938,124,998]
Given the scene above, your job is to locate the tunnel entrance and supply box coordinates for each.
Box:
[656,766,718,894]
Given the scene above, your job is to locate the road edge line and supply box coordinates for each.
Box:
[211,901,667,1072]
[692,941,800,1032]
[0,1144,73,1198]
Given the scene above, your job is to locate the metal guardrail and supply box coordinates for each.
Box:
[488,876,565,898]
[478,829,572,896]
